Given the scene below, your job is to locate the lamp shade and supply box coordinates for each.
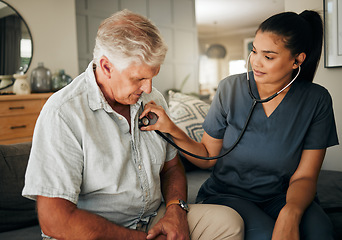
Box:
[206,44,227,58]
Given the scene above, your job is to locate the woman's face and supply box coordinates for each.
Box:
[250,31,297,87]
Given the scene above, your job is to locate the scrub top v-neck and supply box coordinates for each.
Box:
[197,72,339,202]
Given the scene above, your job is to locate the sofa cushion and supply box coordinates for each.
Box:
[0,225,41,239]
[168,91,210,171]
[0,142,38,232]
[317,170,342,239]
[317,170,342,210]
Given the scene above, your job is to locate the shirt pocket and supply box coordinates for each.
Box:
[140,131,166,165]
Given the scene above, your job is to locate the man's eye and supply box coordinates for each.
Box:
[265,56,273,60]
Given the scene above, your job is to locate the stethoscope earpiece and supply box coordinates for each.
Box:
[246,52,301,103]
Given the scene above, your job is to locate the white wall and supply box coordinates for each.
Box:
[5,0,79,79]
[285,0,342,171]
[198,31,255,82]
[76,0,199,97]
[6,0,199,96]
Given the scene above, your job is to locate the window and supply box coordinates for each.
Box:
[229,60,246,75]
[199,55,219,91]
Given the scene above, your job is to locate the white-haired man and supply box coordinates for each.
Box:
[23,9,243,240]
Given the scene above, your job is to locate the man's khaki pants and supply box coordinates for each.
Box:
[43,204,244,240]
[144,203,244,240]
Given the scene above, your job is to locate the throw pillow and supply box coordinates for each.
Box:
[168,91,210,171]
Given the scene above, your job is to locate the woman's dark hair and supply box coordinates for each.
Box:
[257,10,323,82]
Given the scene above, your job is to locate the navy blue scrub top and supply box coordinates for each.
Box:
[197,72,339,202]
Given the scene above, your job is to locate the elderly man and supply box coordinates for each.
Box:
[22,9,243,240]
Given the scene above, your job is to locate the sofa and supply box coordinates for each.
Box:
[0,142,342,239]
[1,92,341,239]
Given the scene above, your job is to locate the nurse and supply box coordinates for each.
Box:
[141,10,339,240]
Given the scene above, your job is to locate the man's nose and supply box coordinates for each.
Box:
[141,79,152,94]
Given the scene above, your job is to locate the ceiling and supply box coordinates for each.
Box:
[195,0,285,38]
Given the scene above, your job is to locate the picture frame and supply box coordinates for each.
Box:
[324,0,342,68]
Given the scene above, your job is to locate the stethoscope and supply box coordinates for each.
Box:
[143,52,301,160]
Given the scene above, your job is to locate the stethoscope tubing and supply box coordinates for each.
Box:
[156,52,300,160]
[155,100,257,160]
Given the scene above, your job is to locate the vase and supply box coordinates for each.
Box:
[51,69,72,92]
[13,73,30,95]
[30,62,52,93]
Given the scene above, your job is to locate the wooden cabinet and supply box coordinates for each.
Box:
[0,93,52,144]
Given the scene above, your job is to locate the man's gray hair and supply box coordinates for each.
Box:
[93,9,168,71]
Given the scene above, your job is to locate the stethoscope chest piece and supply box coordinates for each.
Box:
[138,102,158,129]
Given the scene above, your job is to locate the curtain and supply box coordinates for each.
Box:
[0,14,21,75]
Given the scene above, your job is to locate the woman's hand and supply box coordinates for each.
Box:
[139,101,176,134]
[272,204,300,240]
[272,149,326,240]
[140,101,220,169]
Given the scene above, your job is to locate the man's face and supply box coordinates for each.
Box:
[107,62,160,105]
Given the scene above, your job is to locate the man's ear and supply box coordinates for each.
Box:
[99,56,112,77]
[293,52,306,69]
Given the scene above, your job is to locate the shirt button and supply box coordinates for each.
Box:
[138,165,141,170]
[118,117,123,120]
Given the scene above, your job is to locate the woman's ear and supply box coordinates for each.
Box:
[99,56,113,77]
[293,52,306,69]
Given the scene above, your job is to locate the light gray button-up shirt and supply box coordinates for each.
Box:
[22,62,177,229]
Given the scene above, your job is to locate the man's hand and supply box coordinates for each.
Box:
[146,205,189,240]
[153,145,189,240]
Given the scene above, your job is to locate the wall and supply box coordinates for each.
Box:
[285,0,342,171]
[5,0,79,79]
[198,31,255,82]
[5,0,198,96]
[76,0,199,96]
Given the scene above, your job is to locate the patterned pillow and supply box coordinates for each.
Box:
[168,91,210,142]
